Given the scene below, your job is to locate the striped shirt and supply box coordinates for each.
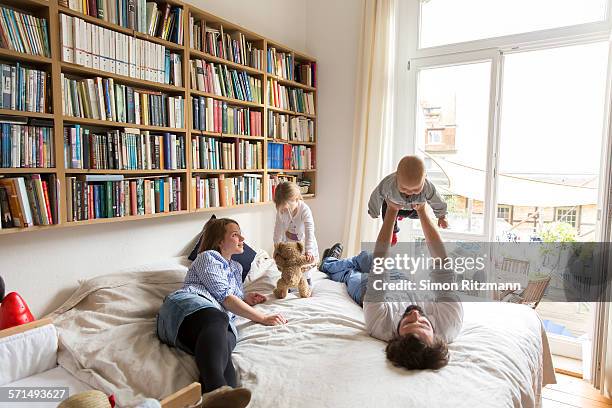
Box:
[178,250,244,320]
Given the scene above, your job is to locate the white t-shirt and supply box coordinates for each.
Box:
[273,200,319,260]
[363,268,463,343]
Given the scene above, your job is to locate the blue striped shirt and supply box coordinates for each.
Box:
[178,250,244,320]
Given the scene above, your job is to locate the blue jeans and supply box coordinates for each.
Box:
[321,251,373,305]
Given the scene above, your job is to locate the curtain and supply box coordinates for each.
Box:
[342,0,397,255]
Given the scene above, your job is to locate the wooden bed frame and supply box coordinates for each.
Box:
[0,319,202,408]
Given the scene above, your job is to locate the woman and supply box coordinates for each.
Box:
[157,218,287,408]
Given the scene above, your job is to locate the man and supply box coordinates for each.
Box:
[320,201,463,370]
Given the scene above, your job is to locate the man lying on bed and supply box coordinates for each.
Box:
[320,201,463,370]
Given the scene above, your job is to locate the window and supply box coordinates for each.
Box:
[556,207,578,228]
[497,205,512,223]
[414,61,492,235]
[427,129,442,144]
[419,0,608,48]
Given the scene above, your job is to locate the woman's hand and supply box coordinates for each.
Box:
[244,292,267,306]
[259,313,287,326]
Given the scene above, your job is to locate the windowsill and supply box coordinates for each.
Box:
[552,354,583,379]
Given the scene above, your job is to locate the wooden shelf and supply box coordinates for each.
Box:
[0,109,54,120]
[194,201,270,213]
[66,210,191,227]
[267,74,316,91]
[0,48,52,65]
[267,169,316,173]
[135,32,184,52]
[190,49,264,76]
[61,62,186,93]
[0,1,317,235]
[267,106,316,119]
[190,130,265,141]
[62,116,187,133]
[65,169,187,175]
[2,0,49,10]
[190,90,263,108]
[58,6,132,36]
[0,168,57,174]
[268,139,316,146]
[191,169,265,174]
[0,224,58,236]
[58,6,185,51]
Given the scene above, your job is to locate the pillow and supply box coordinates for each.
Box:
[187,215,257,281]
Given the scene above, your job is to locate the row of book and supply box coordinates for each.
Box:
[191,136,263,171]
[190,21,264,70]
[268,174,310,200]
[1,124,54,168]
[66,174,182,221]
[62,75,185,128]
[191,173,263,209]
[0,6,50,58]
[0,63,49,113]
[267,143,315,170]
[267,48,293,80]
[64,126,185,170]
[295,62,316,87]
[0,175,58,229]
[60,15,182,86]
[268,79,315,115]
[267,112,314,143]
[140,2,184,44]
[192,96,263,136]
[60,1,184,45]
[190,60,262,103]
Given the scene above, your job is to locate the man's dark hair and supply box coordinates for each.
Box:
[385,334,449,370]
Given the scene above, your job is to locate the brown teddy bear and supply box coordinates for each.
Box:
[273,241,313,298]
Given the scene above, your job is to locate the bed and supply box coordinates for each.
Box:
[45,251,555,408]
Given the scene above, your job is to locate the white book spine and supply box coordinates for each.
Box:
[92,25,100,70]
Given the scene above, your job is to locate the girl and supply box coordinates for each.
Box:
[157,218,287,408]
[273,182,319,286]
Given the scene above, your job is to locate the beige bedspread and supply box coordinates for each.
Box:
[48,254,555,408]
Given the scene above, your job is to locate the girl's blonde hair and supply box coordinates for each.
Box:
[273,182,302,208]
[198,217,239,254]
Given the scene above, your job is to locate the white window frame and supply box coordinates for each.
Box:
[393,0,612,242]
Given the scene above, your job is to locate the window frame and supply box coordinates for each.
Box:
[393,0,612,242]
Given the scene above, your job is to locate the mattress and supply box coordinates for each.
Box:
[3,366,92,408]
[48,252,555,408]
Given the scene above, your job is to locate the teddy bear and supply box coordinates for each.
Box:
[273,241,313,299]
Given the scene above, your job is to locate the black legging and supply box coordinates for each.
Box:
[177,307,237,392]
[381,200,418,233]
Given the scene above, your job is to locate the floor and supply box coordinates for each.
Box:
[543,373,612,407]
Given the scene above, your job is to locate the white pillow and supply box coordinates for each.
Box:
[0,324,58,385]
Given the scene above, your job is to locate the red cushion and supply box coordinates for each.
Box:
[0,292,35,330]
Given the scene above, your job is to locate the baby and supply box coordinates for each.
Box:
[368,155,448,245]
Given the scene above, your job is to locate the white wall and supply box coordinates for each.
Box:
[0,0,309,317]
[305,0,364,251]
[0,0,364,317]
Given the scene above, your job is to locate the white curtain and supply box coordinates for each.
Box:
[342,0,397,255]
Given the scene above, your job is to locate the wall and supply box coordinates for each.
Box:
[304,0,364,251]
[0,0,308,317]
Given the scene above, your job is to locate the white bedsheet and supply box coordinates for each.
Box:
[234,254,556,408]
[2,366,92,408]
[48,253,555,408]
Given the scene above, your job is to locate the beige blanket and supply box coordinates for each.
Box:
[49,254,556,408]
[48,258,196,407]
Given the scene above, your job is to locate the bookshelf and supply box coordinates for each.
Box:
[0,0,317,235]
